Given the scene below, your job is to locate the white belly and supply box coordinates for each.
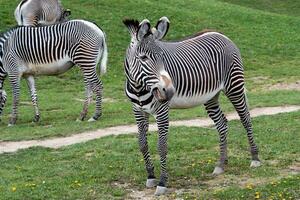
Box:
[170,87,222,108]
[21,56,74,76]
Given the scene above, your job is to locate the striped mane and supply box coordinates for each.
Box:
[166,29,220,42]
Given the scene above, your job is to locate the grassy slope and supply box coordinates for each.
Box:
[0,0,299,141]
[219,0,300,17]
[0,111,299,199]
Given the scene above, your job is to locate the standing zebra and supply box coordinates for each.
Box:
[123,17,261,195]
[15,0,71,26]
[0,20,107,125]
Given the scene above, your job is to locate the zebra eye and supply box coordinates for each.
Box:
[139,54,148,62]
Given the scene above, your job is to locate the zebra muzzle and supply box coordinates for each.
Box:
[152,86,175,102]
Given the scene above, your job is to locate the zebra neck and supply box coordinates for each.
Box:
[126,80,147,94]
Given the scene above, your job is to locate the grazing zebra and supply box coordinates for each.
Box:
[15,0,71,26]
[123,17,261,195]
[0,20,107,125]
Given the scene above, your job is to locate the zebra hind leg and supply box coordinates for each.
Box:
[133,107,157,188]
[226,90,261,168]
[78,79,92,121]
[87,73,103,122]
[78,64,103,122]
[225,62,260,168]
[204,93,229,175]
[25,76,40,122]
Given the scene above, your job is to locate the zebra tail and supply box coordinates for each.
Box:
[100,35,108,75]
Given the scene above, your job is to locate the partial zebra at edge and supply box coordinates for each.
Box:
[0,20,108,125]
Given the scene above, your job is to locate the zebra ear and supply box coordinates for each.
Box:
[63,9,71,18]
[137,19,151,41]
[154,16,170,40]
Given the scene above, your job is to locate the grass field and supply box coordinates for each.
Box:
[0,112,299,199]
[0,0,300,141]
[0,0,300,199]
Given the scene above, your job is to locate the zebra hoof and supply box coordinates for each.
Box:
[154,186,167,196]
[88,117,96,122]
[212,166,224,175]
[146,179,157,188]
[250,160,261,168]
[34,115,40,122]
[8,123,14,127]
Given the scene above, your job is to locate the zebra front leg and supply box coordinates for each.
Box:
[133,107,157,188]
[25,76,40,122]
[154,106,170,195]
[0,89,7,121]
[204,95,229,175]
[8,73,21,126]
[227,92,261,168]
[0,79,7,121]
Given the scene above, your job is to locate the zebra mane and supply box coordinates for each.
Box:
[194,29,220,37]
[0,26,21,39]
[123,18,140,35]
[0,26,21,64]
[167,29,220,42]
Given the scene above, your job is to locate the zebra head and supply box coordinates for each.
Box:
[124,17,175,102]
[58,9,71,23]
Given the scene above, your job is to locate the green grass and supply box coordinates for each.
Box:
[0,0,300,141]
[0,1,299,199]
[219,0,300,17]
[0,111,299,199]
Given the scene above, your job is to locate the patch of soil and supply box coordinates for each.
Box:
[74,97,116,103]
[268,81,300,91]
[249,76,269,83]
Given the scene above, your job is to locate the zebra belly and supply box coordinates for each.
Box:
[169,87,222,109]
[21,56,74,76]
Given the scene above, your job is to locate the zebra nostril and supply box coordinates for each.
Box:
[163,88,166,92]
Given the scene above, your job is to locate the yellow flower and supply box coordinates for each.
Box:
[246,183,254,190]
[255,191,260,199]
[192,163,196,167]
[11,187,17,192]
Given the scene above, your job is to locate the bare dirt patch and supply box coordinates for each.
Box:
[74,97,116,103]
[268,81,300,91]
[249,76,269,83]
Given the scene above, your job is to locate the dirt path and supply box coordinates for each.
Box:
[0,105,299,154]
